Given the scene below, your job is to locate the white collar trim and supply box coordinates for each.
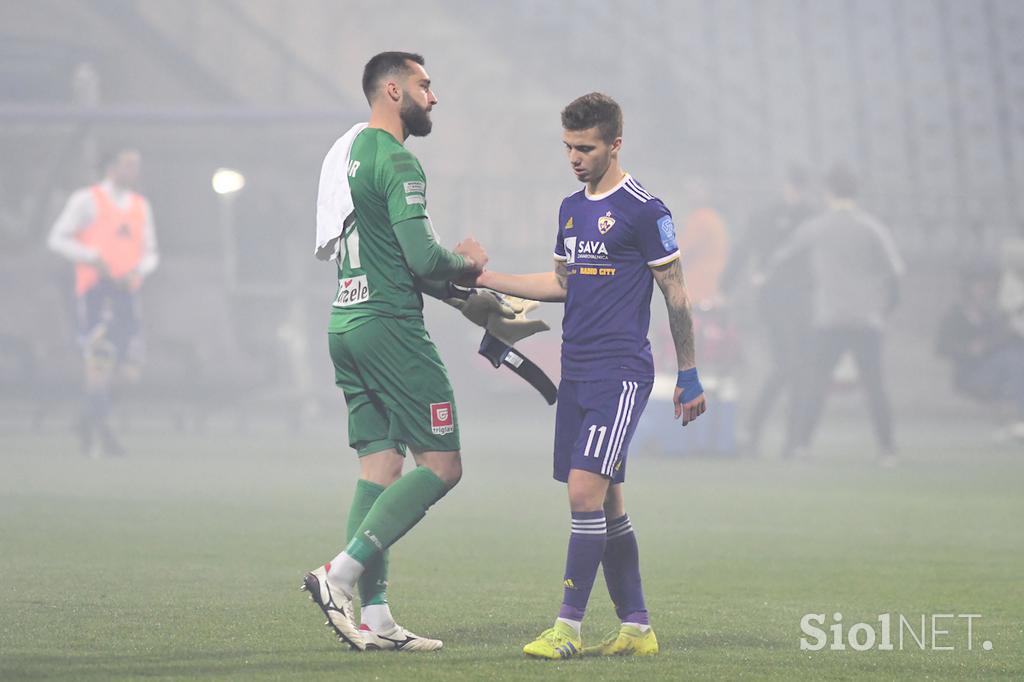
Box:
[584,172,631,201]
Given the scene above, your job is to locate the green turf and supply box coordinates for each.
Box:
[1,420,1021,680]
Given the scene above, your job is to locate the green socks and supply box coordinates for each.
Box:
[345,466,448,570]
[347,479,389,606]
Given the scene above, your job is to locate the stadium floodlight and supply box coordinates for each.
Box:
[212,168,245,195]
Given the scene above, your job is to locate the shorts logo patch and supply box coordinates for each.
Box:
[657,215,678,251]
[430,402,454,435]
[333,274,370,308]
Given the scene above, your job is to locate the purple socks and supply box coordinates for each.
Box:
[603,514,649,624]
[558,511,606,622]
[557,512,650,626]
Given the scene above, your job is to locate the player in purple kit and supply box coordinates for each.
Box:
[477,93,706,658]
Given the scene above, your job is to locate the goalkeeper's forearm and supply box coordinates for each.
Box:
[477,270,566,302]
[394,217,476,281]
[416,276,461,302]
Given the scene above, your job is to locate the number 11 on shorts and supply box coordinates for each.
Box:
[583,424,607,458]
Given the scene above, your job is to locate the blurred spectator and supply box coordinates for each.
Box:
[723,164,817,454]
[678,176,729,307]
[938,263,1024,441]
[771,164,904,464]
[47,148,159,457]
[999,237,1024,339]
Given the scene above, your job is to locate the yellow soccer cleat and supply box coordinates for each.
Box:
[522,620,583,659]
[583,624,659,656]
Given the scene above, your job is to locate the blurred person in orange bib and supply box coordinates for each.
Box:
[678,177,729,308]
[47,148,159,457]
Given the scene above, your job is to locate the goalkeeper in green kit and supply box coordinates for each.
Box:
[301,52,510,652]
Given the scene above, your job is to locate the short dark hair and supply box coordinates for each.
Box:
[98,147,138,172]
[561,92,623,144]
[825,163,858,199]
[362,52,424,103]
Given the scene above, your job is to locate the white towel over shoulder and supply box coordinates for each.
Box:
[315,122,368,261]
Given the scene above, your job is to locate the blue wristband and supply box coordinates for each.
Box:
[676,368,704,403]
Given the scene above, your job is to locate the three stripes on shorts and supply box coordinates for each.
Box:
[601,380,640,476]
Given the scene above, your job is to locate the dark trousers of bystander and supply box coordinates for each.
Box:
[746,312,810,452]
[786,325,895,456]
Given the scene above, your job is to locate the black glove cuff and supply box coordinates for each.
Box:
[447,282,476,301]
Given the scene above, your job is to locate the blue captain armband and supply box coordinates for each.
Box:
[676,368,704,403]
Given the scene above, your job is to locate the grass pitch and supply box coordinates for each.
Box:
[1,415,1021,680]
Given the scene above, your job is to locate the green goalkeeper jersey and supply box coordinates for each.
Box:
[328,128,434,333]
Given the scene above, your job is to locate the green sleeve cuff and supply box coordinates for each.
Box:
[394,217,467,280]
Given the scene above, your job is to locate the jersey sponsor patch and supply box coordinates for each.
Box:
[577,239,609,260]
[657,215,678,252]
[430,402,454,435]
[405,195,425,205]
[404,181,425,194]
[333,274,370,307]
[563,236,577,264]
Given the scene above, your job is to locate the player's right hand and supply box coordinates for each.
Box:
[455,237,488,273]
[674,388,707,426]
[674,368,706,426]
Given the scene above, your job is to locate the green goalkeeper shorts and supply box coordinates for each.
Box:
[329,316,460,456]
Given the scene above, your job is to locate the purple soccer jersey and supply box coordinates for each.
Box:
[553,173,680,382]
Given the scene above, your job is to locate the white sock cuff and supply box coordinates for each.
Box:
[606,516,634,539]
[361,603,396,631]
[557,617,582,635]
[326,552,364,591]
[571,514,607,535]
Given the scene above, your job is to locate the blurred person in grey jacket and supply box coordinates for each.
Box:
[999,237,1024,340]
[722,164,817,455]
[770,164,904,463]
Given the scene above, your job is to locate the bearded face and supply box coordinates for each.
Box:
[400,92,433,137]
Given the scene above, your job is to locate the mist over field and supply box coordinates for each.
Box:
[2,1,1022,679]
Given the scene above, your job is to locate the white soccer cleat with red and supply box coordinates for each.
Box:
[300,563,365,651]
[360,623,443,652]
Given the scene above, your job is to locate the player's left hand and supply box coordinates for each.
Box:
[674,368,706,426]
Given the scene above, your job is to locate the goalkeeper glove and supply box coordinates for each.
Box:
[446,284,522,326]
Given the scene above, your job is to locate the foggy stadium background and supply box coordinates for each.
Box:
[2,1,1024,680]
[1,0,1022,434]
